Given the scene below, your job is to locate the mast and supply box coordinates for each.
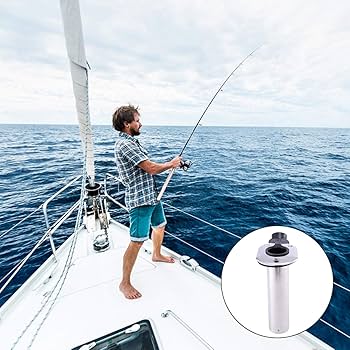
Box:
[60,0,95,186]
[60,0,109,252]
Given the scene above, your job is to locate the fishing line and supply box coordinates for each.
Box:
[179,46,261,157]
[157,45,262,200]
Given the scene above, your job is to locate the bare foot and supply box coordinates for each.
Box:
[119,282,142,299]
[152,254,175,263]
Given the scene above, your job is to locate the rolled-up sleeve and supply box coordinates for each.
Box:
[120,141,148,166]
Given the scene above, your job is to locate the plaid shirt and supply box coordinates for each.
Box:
[114,132,158,210]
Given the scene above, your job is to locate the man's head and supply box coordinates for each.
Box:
[112,104,142,136]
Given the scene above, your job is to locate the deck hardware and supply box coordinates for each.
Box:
[79,341,96,350]
[92,233,109,252]
[256,232,298,334]
[179,255,199,271]
[85,182,110,252]
[125,324,141,333]
[161,310,214,349]
[143,248,152,255]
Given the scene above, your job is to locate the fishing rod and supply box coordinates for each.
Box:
[157,46,261,201]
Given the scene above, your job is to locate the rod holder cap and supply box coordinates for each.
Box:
[257,233,297,267]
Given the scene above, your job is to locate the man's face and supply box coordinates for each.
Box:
[128,113,142,136]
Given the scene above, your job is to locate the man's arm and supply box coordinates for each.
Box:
[138,156,182,175]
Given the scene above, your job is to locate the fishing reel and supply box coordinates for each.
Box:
[180,159,192,171]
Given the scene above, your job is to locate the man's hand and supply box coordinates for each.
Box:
[138,156,182,175]
[169,156,182,169]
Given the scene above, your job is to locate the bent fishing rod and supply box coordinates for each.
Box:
[157,46,261,201]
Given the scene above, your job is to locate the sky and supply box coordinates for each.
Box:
[0,0,350,127]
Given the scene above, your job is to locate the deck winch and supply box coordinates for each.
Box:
[85,182,110,252]
[256,232,298,334]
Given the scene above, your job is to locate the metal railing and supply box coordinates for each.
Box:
[42,175,82,258]
[0,175,82,295]
[161,309,214,349]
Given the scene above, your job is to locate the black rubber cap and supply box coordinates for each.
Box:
[269,232,289,244]
[266,243,289,257]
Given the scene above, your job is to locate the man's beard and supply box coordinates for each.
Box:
[130,128,140,136]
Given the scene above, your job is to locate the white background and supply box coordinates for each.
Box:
[221,225,333,338]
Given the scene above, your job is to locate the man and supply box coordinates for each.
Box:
[113,105,182,299]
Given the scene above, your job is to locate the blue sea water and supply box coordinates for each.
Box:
[0,124,349,349]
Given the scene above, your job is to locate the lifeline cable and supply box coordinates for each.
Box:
[10,173,86,349]
[157,45,262,201]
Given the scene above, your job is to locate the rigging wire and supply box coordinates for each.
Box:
[0,205,43,239]
[28,173,86,348]
[10,172,86,349]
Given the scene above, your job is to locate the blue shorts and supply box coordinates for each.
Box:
[129,202,167,242]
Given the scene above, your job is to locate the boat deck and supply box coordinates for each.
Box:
[0,219,333,349]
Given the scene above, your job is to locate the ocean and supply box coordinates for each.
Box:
[0,124,349,349]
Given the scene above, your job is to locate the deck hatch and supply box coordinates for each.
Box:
[72,319,160,350]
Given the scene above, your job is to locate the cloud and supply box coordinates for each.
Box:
[0,0,350,127]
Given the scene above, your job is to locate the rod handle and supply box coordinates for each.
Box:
[157,168,176,201]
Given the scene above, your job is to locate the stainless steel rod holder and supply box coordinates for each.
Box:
[267,266,289,333]
[257,232,298,334]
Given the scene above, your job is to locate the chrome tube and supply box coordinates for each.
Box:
[257,232,298,334]
[267,266,289,333]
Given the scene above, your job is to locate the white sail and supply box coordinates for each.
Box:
[60,0,95,186]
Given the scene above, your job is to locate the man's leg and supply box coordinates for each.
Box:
[151,225,175,263]
[120,206,150,299]
[119,241,143,299]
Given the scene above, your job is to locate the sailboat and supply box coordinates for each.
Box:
[0,1,348,349]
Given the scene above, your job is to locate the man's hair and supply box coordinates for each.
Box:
[112,104,140,131]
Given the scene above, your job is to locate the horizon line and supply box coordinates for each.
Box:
[0,122,349,129]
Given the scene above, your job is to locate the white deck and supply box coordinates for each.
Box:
[0,219,333,349]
